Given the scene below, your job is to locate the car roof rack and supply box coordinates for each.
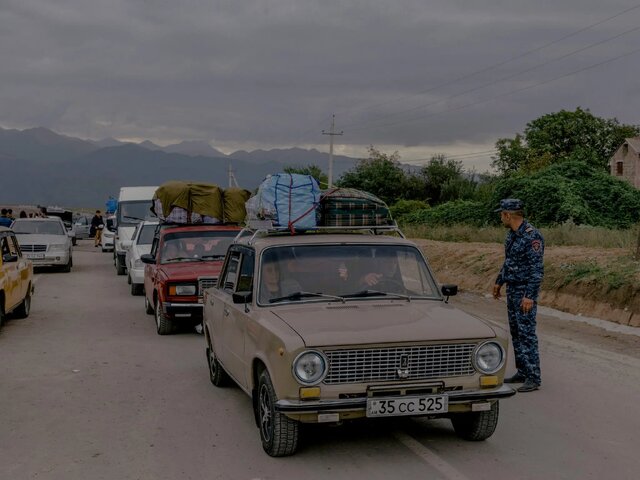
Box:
[234,220,405,245]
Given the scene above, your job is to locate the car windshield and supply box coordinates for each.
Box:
[117,201,156,226]
[258,244,440,305]
[137,224,157,245]
[12,220,65,235]
[160,230,237,263]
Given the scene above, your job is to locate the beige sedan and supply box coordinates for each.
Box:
[203,231,515,456]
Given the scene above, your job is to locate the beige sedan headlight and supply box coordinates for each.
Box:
[473,341,505,374]
[293,350,328,385]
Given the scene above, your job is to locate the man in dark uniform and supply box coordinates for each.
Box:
[492,199,544,392]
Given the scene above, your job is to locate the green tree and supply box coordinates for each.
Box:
[283,164,328,188]
[420,155,480,204]
[492,107,640,174]
[336,147,413,204]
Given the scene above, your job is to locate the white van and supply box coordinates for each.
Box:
[114,186,158,275]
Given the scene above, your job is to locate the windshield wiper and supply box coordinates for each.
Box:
[165,256,203,262]
[343,289,412,301]
[270,291,345,304]
[200,254,226,260]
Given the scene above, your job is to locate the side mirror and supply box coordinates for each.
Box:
[232,291,252,305]
[140,254,156,265]
[441,284,458,303]
[2,253,18,263]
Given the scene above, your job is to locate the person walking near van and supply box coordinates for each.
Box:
[91,210,104,247]
[492,199,544,393]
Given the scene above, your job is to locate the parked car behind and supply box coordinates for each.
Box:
[142,224,242,335]
[123,220,158,295]
[0,227,33,327]
[102,215,116,253]
[12,218,73,272]
[203,225,515,456]
[73,214,92,239]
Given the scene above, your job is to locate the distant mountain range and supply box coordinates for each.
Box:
[0,127,359,207]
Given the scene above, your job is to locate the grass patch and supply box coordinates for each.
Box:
[402,222,640,250]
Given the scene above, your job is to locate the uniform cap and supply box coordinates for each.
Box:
[494,198,523,212]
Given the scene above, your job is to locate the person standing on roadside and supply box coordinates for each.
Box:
[492,199,544,393]
[91,210,104,248]
[0,209,12,227]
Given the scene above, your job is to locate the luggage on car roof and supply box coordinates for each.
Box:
[319,187,393,227]
[152,181,224,224]
[246,173,321,230]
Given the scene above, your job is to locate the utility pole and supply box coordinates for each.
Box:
[228,163,239,188]
[322,114,343,188]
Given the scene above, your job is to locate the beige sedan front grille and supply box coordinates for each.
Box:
[323,344,476,384]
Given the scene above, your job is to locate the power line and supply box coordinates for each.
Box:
[356,44,640,132]
[346,24,640,132]
[337,3,640,126]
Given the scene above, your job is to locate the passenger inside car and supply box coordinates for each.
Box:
[259,257,301,303]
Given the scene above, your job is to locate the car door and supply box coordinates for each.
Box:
[144,234,160,305]
[213,247,254,388]
[10,234,30,302]
[0,234,19,310]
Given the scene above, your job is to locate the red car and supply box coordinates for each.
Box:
[141,224,242,335]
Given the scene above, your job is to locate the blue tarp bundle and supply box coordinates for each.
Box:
[246,173,320,230]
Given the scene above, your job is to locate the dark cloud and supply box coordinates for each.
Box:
[1,0,639,168]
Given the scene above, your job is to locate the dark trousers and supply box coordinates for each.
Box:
[506,285,541,384]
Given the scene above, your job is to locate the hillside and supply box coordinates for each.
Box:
[417,239,640,327]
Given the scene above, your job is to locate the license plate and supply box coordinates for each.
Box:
[25,253,45,259]
[367,394,448,417]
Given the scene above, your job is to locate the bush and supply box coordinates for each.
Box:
[402,200,488,226]
[390,200,429,222]
[489,161,640,228]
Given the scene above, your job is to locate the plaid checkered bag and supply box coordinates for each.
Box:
[320,188,392,227]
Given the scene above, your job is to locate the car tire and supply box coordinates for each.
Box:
[155,300,173,335]
[207,343,230,387]
[257,369,299,457]
[451,401,499,441]
[14,288,31,319]
[144,296,154,315]
[62,257,72,273]
[0,303,5,328]
[131,283,144,296]
[116,256,126,276]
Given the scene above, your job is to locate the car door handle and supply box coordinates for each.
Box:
[223,307,230,316]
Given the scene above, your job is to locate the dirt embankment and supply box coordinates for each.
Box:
[414,239,640,327]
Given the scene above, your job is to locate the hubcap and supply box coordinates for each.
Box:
[24,295,30,315]
[259,384,273,442]
[209,349,216,376]
[155,303,161,328]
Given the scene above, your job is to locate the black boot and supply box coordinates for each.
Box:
[504,372,526,384]
[517,379,541,392]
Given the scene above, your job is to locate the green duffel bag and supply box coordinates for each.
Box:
[223,187,252,224]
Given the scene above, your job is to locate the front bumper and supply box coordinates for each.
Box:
[162,302,203,319]
[29,253,70,267]
[274,385,516,413]
[130,266,145,284]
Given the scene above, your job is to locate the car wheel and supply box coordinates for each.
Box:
[451,401,499,441]
[207,342,230,387]
[131,283,143,296]
[0,303,5,328]
[116,256,126,276]
[144,295,154,315]
[155,300,173,335]
[257,369,299,457]
[62,257,72,273]
[14,288,31,319]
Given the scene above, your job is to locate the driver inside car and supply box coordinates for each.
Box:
[358,253,406,294]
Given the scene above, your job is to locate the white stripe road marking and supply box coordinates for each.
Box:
[393,431,471,480]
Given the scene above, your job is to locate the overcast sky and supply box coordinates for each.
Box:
[1,0,639,170]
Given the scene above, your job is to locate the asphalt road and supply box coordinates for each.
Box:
[1,241,639,480]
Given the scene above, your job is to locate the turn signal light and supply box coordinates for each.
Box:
[480,376,499,388]
[299,387,321,400]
